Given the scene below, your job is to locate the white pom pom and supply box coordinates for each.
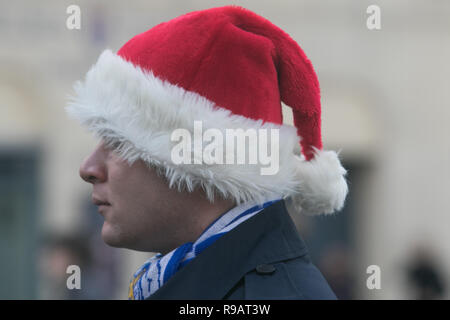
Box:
[287,147,349,216]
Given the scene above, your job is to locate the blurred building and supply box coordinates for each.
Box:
[0,0,449,299]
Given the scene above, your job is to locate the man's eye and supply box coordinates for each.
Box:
[106,141,121,151]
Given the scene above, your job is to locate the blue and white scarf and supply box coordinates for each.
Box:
[128,197,282,300]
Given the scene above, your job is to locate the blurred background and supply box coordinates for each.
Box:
[1,0,449,299]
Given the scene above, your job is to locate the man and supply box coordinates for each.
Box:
[69,5,348,299]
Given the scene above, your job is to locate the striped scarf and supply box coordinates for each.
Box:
[128,197,282,300]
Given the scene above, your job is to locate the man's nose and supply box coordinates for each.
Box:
[79,149,107,184]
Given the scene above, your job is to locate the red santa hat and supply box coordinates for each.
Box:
[66,5,348,215]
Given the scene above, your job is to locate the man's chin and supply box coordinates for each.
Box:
[101,222,126,248]
[100,221,159,252]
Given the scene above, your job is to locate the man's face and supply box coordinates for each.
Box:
[79,140,187,252]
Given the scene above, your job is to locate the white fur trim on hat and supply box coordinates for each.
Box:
[66,49,348,215]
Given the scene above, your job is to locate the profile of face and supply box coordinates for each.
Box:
[79,140,234,254]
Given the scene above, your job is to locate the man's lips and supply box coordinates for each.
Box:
[92,197,111,206]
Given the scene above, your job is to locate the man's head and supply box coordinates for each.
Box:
[68,5,348,238]
[79,139,235,254]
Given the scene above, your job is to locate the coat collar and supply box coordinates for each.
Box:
[147,199,308,300]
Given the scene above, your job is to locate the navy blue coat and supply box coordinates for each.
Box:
[148,200,336,300]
